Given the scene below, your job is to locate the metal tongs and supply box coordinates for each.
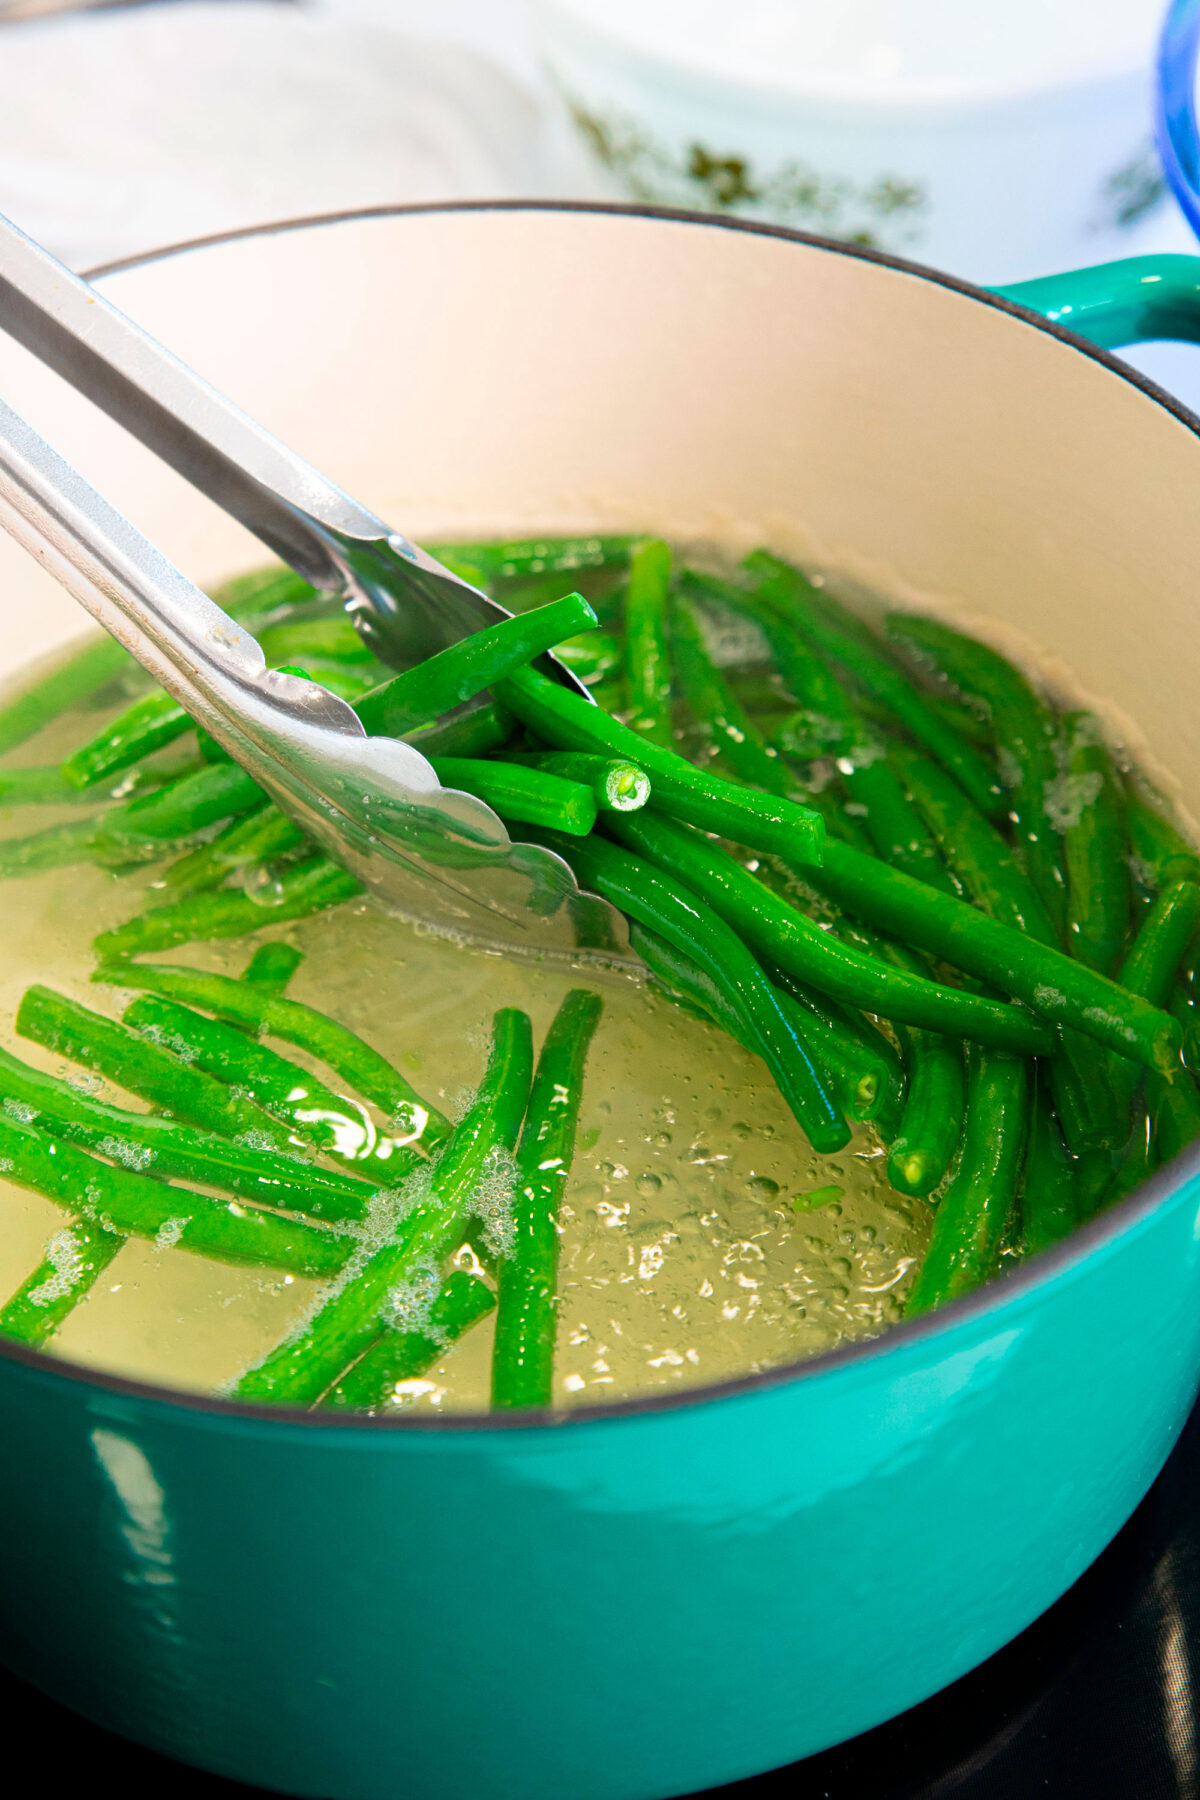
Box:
[0,212,630,957]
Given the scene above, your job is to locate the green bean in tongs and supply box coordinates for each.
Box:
[502,751,650,813]
[234,1008,533,1406]
[320,1270,497,1413]
[353,593,598,737]
[624,538,674,749]
[498,663,825,866]
[492,990,602,1409]
[428,758,597,835]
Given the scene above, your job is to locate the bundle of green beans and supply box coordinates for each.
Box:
[0,531,1192,1397]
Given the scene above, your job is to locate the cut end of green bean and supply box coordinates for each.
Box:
[793,1184,844,1212]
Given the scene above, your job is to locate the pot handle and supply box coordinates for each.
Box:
[991,256,1200,350]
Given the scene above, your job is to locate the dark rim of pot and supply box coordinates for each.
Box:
[3,198,1191,1433]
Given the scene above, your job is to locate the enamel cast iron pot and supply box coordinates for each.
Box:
[2,204,1200,1800]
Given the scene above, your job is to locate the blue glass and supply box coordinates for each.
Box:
[1157,0,1200,241]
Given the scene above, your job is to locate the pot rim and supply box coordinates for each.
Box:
[5,196,1192,1436]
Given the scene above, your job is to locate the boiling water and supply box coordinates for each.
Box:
[0,696,927,1413]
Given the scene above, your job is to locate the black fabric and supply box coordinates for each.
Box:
[8,1403,1200,1799]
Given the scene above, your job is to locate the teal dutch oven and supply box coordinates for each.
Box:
[2,205,1200,1799]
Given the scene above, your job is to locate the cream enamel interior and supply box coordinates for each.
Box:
[0,208,1194,834]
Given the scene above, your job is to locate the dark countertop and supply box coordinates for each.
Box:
[8,1398,1200,1800]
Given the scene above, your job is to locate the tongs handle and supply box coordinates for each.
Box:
[0,385,363,750]
[0,210,394,586]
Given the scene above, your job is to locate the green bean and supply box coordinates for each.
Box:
[669,596,803,796]
[402,699,514,761]
[256,615,380,668]
[62,690,191,790]
[804,837,1178,1073]
[354,594,598,738]
[553,631,622,689]
[680,569,852,743]
[1171,987,1200,1081]
[535,828,848,1151]
[632,922,884,1123]
[0,1216,125,1348]
[428,757,597,836]
[275,662,379,703]
[904,1048,1030,1316]
[497,664,825,865]
[744,554,1002,820]
[1019,1074,1079,1257]
[0,1042,377,1221]
[242,942,305,995]
[96,762,265,853]
[0,817,117,878]
[0,760,189,807]
[1126,784,1200,889]
[1117,881,1200,1007]
[428,535,632,581]
[884,611,1066,932]
[492,990,603,1409]
[0,569,310,763]
[676,587,947,892]
[162,804,305,893]
[603,807,1055,1051]
[122,993,424,1183]
[235,1008,532,1405]
[887,1028,964,1197]
[503,751,650,813]
[1104,1104,1154,1207]
[1055,714,1128,976]
[15,985,287,1144]
[125,993,424,1173]
[0,635,133,758]
[93,854,363,958]
[764,961,902,1123]
[0,1109,349,1278]
[91,960,451,1150]
[1147,1065,1200,1167]
[686,586,955,893]
[889,736,1117,1151]
[320,1269,496,1412]
[929,692,992,748]
[889,739,1057,942]
[632,920,757,1047]
[623,538,674,748]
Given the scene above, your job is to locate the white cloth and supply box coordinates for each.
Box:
[0,0,601,268]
